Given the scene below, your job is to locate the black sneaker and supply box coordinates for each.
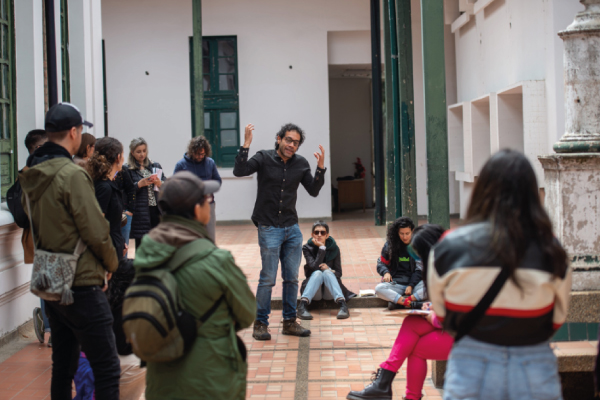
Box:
[33,308,45,344]
[282,319,311,337]
[252,320,271,341]
[387,301,404,311]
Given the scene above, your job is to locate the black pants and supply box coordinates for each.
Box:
[45,286,121,400]
[135,205,160,249]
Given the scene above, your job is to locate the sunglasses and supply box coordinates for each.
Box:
[313,230,327,236]
[407,244,421,262]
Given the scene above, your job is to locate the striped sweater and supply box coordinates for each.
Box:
[428,222,572,346]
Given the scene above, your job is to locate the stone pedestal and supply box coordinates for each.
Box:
[538,154,600,290]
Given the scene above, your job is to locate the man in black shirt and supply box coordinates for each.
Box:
[234,123,326,340]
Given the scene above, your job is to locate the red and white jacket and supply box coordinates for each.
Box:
[428,222,572,346]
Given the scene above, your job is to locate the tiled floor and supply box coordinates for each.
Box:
[0,210,594,400]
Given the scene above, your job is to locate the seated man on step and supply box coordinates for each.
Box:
[297,221,356,320]
[375,217,426,310]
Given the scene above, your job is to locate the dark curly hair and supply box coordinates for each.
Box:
[274,123,305,150]
[187,135,212,158]
[386,216,415,260]
[87,137,124,181]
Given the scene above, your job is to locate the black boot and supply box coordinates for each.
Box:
[346,368,396,400]
[337,300,350,319]
[387,301,403,311]
[297,300,313,320]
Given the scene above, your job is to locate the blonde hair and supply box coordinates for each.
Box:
[128,137,151,169]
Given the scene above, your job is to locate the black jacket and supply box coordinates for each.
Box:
[300,242,356,302]
[376,242,422,288]
[233,148,326,227]
[429,222,571,346]
[127,162,165,239]
[115,165,136,213]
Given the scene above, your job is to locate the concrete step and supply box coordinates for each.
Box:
[270,296,387,310]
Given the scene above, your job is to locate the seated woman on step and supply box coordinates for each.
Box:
[347,224,453,400]
[375,217,426,310]
[297,221,356,320]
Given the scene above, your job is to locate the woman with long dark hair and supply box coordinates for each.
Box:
[126,137,165,248]
[375,217,426,310]
[87,137,126,260]
[429,149,571,400]
[348,224,452,400]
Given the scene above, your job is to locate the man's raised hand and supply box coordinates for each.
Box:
[314,145,325,169]
[243,124,254,148]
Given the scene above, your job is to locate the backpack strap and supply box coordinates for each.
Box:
[166,238,216,273]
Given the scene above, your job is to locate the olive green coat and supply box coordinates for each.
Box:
[138,216,256,400]
[19,157,118,286]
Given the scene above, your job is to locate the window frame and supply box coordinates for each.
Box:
[190,35,240,168]
[0,0,16,200]
[60,0,70,102]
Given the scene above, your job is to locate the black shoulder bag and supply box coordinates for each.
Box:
[454,265,511,342]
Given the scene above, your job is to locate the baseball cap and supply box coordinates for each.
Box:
[158,171,220,217]
[45,102,93,133]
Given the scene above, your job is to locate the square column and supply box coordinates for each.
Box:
[539,154,600,290]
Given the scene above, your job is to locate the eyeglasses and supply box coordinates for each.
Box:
[283,137,300,147]
[407,244,421,262]
[313,230,327,236]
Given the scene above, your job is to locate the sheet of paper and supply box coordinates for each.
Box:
[390,309,431,316]
[152,168,162,191]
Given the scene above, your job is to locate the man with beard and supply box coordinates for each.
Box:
[234,123,326,340]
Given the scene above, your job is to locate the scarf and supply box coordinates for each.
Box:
[307,237,340,263]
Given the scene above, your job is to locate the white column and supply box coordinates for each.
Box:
[14,0,45,168]
[69,0,104,137]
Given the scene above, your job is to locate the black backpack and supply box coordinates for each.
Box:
[7,179,29,229]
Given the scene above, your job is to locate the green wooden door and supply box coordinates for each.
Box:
[190,36,239,167]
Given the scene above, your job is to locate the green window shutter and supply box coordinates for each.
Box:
[60,0,70,102]
[189,36,239,168]
[0,0,16,200]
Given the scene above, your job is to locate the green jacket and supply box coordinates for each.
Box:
[19,157,119,286]
[139,215,256,400]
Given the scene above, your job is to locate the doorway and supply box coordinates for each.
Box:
[328,65,374,218]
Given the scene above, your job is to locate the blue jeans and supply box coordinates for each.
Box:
[121,214,132,247]
[301,269,344,304]
[375,280,426,303]
[41,299,51,332]
[444,336,563,400]
[256,224,303,324]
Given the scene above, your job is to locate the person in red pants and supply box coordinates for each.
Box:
[348,224,451,400]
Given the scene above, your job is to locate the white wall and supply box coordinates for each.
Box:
[453,0,583,152]
[329,78,373,208]
[70,0,105,137]
[102,0,372,222]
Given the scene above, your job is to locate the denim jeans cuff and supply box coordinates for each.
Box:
[393,293,402,304]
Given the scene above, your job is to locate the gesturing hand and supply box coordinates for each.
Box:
[383,273,392,283]
[314,145,325,169]
[244,124,254,148]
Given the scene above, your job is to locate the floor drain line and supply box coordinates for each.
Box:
[293,319,311,400]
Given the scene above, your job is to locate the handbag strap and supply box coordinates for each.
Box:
[454,265,511,342]
[25,192,86,256]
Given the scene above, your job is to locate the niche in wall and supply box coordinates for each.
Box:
[448,103,465,176]
[470,95,492,175]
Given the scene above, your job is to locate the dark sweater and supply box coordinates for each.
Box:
[376,241,422,288]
